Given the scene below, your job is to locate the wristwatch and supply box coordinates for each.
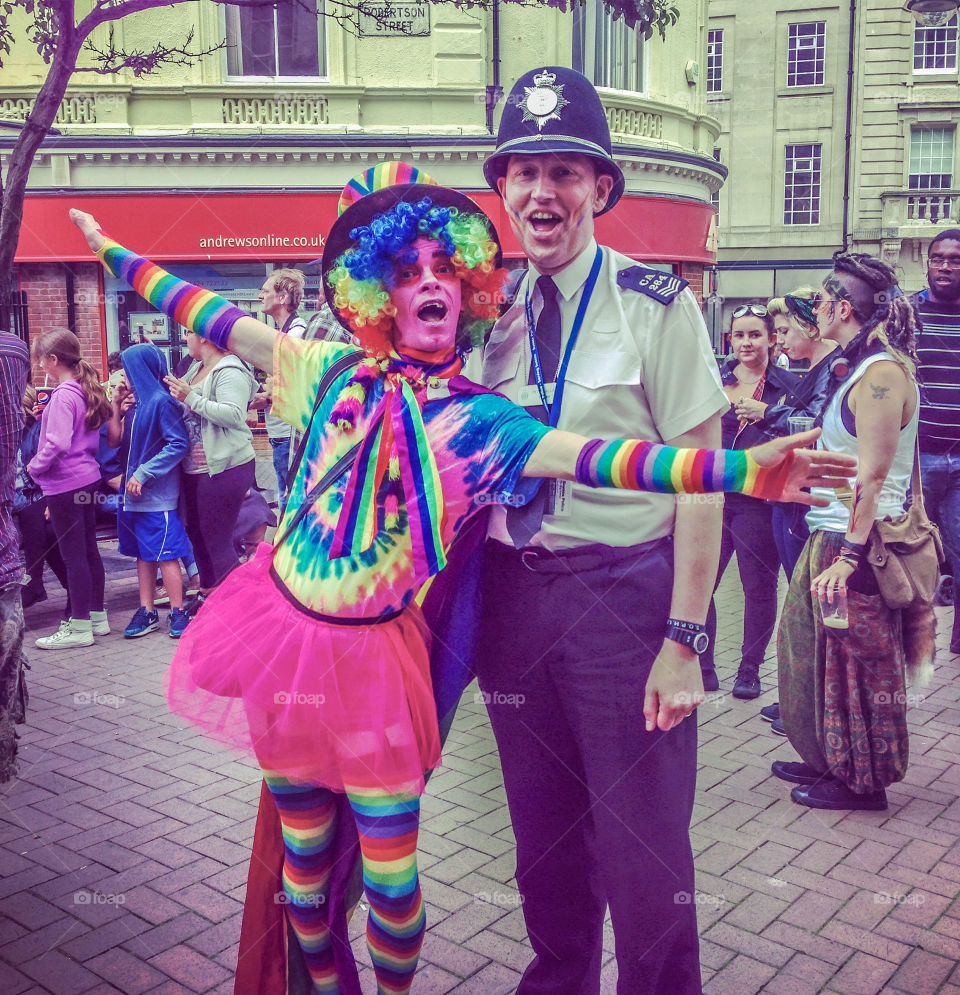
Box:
[665,617,710,655]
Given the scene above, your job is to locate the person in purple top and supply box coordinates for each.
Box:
[27,329,112,649]
[0,330,29,781]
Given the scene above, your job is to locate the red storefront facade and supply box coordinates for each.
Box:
[16,188,718,371]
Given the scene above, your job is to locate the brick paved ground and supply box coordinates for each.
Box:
[2,533,959,994]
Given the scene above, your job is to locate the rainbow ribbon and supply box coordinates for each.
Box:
[97,236,245,349]
[575,439,793,501]
[329,375,446,584]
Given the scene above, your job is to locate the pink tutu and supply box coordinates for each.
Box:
[165,544,441,795]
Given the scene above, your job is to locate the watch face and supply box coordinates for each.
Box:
[693,632,710,655]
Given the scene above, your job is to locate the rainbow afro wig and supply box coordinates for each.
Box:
[324,194,505,357]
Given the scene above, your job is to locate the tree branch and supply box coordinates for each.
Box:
[77,24,225,76]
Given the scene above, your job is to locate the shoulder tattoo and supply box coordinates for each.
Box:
[870,382,890,400]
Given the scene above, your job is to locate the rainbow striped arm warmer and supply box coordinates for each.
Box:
[97,235,246,350]
[575,439,793,501]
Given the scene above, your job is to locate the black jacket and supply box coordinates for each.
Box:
[718,358,800,449]
[762,351,837,436]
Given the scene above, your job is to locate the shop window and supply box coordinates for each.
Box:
[787,22,825,87]
[573,0,645,93]
[226,0,327,79]
[707,29,723,93]
[914,16,958,72]
[784,143,822,225]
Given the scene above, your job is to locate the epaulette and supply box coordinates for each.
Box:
[617,266,688,305]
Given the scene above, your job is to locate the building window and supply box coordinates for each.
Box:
[909,126,954,190]
[787,22,826,87]
[784,143,822,225]
[573,0,645,93]
[913,16,958,73]
[707,30,723,93]
[226,0,327,78]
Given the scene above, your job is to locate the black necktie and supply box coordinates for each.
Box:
[529,275,561,385]
[507,275,562,547]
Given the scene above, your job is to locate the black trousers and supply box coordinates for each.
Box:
[181,460,256,589]
[16,500,70,605]
[477,538,701,995]
[46,486,104,620]
[701,493,781,676]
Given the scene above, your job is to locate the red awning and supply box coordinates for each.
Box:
[15,190,716,265]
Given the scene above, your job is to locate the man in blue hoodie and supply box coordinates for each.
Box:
[107,344,191,638]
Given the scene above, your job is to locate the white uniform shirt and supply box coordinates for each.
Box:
[477,240,727,550]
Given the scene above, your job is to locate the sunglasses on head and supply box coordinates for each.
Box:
[732,304,768,318]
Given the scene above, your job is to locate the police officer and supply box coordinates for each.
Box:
[474,67,727,994]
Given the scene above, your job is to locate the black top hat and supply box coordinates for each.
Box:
[483,67,625,217]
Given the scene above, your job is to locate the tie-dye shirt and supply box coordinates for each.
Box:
[271,334,548,618]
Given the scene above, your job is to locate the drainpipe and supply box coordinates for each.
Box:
[485,0,502,133]
[842,0,856,251]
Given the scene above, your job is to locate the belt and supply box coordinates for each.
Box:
[488,536,671,574]
[269,565,404,625]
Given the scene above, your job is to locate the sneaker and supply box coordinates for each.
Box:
[732,669,761,700]
[35,619,94,650]
[934,575,954,607]
[760,703,780,723]
[169,608,190,639]
[21,587,48,610]
[153,585,171,607]
[183,591,207,618]
[123,607,160,638]
[771,717,787,736]
[90,610,110,636]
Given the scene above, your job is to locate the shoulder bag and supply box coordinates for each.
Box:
[867,441,946,610]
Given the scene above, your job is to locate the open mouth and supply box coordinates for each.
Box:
[528,211,562,234]
[417,300,448,324]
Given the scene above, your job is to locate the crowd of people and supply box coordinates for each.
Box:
[12,304,295,647]
[0,62,956,995]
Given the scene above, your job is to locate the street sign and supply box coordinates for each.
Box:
[358,2,430,37]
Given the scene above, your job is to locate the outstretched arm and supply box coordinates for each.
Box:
[69,209,277,373]
[522,427,856,505]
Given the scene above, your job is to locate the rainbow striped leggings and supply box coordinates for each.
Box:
[264,774,425,995]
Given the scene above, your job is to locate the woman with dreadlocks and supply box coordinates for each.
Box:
[774,250,929,813]
[68,169,853,994]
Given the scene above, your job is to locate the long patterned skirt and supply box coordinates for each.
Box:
[778,530,909,794]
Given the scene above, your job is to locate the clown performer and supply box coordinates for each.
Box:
[69,169,854,995]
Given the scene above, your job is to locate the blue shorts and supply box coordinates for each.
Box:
[118,508,192,562]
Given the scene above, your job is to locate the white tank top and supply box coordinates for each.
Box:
[805,352,919,534]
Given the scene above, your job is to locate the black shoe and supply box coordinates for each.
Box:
[701,668,720,693]
[20,587,48,609]
[183,591,207,618]
[934,574,954,607]
[950,639,960,657]
[760,703,780,723]
[771,717,787,736]
[732,670,761,699]
[771,760,828,785]
[791,780,888,811]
